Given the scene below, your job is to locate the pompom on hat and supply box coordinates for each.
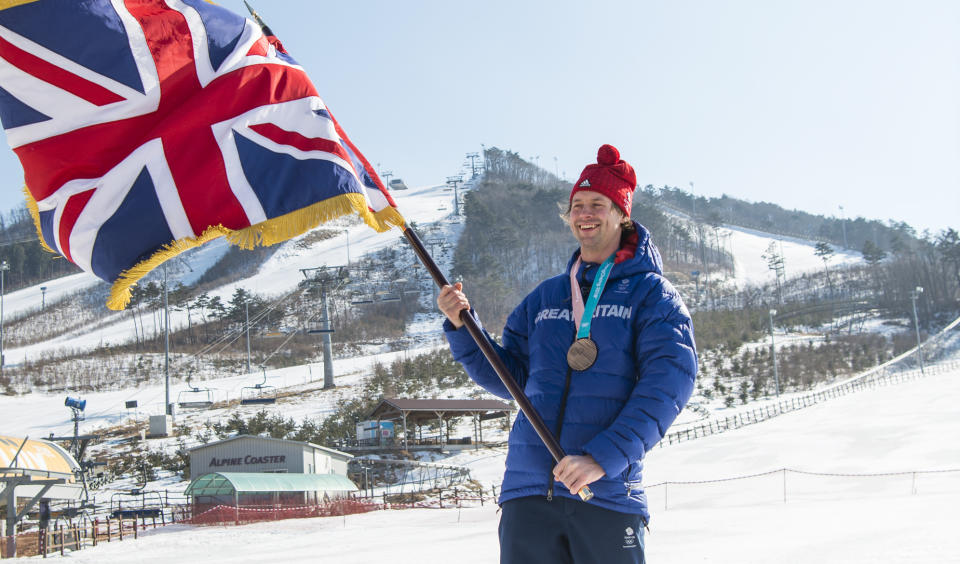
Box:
[570,144,637,216]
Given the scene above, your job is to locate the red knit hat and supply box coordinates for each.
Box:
[570,144,637,216]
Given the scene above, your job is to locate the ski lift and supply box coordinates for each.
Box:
[376,291,401,302]
[240,368,277,405]
[350,293,375,305]
[177,375,214,409]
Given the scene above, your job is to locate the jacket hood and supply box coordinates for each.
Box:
[565,221,663,282]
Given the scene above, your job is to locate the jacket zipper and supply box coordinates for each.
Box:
[549,265,592,500]
[547,366,574,501]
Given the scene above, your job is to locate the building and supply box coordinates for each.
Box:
[1,435,83,558]
[366,398,515,449]
[186,435,357,509]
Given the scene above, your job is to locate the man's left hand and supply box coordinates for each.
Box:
[553,454,605,496]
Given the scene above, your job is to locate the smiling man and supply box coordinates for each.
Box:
[438,144,698,564]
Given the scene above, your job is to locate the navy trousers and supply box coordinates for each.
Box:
[499,496,646,564]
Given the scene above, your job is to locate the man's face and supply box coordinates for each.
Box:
[568,191,623,259]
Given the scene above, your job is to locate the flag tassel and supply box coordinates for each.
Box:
[99,193,402,310]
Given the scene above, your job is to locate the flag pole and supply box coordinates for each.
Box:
[241,1,590,501]
[402,226,593,501]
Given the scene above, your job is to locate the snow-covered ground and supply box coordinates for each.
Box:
[0,340,451,439]
[37,360,959,563]
[723,225,861,287]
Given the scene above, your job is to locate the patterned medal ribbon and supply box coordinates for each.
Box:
[567,251,617,371]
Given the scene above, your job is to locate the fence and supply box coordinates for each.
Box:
[661,360,959,448]
[645,467,960,511]
[0,515,159,559]
[185,499,380,526]
[660,311,960,449]
[183,485,496,527]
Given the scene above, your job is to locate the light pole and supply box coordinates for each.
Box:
[769,309,780,399]
[0,260,9,378]
[163,264,171,415]
[910,286,924,375]
[244,299,252,374]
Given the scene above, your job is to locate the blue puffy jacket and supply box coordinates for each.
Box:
[444,222,697,520]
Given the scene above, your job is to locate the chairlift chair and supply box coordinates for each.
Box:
[240,368,277,405]
[350,293,375,305]
[176,375,214,409]
[376,291,401,302]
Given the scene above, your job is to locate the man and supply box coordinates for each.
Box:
[438,144,697,563]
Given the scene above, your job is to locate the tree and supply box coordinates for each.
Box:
[861,240,887,266]
[936,228,960,293]
[762,241,785,303]
[861,240,887,293]
[814,241,835,294]
[814,241,834,266]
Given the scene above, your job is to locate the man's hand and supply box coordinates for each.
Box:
[553,454,605,496]
[437,282,470,328]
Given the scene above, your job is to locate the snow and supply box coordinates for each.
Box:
[2,271,101,321]
[0,342,451,438]
[5,173,950,562]
[2,180,465,362]
[723,225,862,287]
[31,361,959,563]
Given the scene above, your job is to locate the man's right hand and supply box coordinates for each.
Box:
[437,282,470,328]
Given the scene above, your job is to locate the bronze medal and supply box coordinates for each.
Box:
[567,338,598,371]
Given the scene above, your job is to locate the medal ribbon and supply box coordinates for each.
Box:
[569,251,617,339]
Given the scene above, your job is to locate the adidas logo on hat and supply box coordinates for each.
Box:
[578,179,591,187]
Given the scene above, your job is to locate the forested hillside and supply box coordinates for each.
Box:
[452,147,731,328]
[451,148,960,404]
[0,205,81,290]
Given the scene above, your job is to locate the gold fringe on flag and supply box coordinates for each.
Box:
[0,0,43,10]
[23,185,56,254]
[101,193,405,310]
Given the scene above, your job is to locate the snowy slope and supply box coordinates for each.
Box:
[46,361,960,564]
[3,180,463,363]
[724,225,861,287]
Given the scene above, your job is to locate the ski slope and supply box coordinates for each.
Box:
[722,225,861,287]
[2,180,463,363]
[47,360,960,563]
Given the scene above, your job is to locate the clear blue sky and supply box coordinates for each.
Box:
[1,0,957,236]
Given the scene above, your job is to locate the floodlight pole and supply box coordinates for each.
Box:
[401,226,593,501]
[0,260,8,379]
[769,309,780,399]
[910,286,924,375]
[163,263,171,415]
[245,300,252,374]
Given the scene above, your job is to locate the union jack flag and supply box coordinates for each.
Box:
[0,0,402,309]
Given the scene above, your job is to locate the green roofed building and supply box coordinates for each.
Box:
[186,472,358,509]
[186,436,358,510]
